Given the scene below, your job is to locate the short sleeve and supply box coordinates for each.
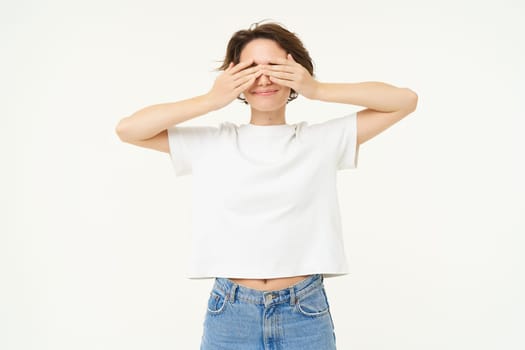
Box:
[166,124,219,176]
[318,112,359,170]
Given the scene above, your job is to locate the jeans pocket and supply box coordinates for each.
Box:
[296,286,330,317]
[206,288,228,315]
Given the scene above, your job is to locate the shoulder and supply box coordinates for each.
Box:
[167,122,226,137]
[298,112,357,135]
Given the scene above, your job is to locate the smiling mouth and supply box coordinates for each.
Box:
[253,90,278,96]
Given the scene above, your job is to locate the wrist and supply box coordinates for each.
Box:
[309,81,323,100]
[201,92,221,112]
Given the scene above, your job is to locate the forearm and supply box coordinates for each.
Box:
[115,93,216,142]
[312,81,417,112]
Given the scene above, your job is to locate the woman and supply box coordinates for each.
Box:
[116,21,417,350]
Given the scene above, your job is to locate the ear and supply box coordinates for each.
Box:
[287,53,296,62]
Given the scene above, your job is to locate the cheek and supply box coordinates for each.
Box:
[280,87,291,97]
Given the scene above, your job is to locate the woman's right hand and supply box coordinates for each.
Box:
[206,59,263,110]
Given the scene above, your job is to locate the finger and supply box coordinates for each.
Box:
[263,69,295,81]
[230,59,254,74]
[225,62,234,71]
[268,75,294,89]
[235,75,259,95]
[234,70,263,90]
[267,57,289,65]
[262,64,295,74]
[233,65,263,81]
[237,75,257,93]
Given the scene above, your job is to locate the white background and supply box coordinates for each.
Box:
[2,0,524,349]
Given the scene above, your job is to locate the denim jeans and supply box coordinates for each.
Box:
[200,274,337,350]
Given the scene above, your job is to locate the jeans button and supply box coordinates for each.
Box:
[265,294,273,303]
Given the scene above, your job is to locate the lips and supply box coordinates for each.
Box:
[252,89,278,96]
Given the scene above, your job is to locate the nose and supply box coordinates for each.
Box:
[257,72,271,86]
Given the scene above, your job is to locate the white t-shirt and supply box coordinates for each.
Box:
[167,112,359,279]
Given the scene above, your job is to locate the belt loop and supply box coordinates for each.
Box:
[229,283,238,304]
[289,286,296,305]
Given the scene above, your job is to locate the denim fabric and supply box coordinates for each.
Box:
[200,274,337,350]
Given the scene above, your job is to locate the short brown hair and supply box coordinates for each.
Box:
[218,20,315,104]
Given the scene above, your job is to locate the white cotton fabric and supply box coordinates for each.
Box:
[167,112,359,279]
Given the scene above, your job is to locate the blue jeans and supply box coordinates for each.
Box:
[200,274,337,350]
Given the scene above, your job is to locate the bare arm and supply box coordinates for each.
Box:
[115,59,263,144]
[262,55,418,145]
[313,81,417,112]
[312,82,418,144]
[115,94,216,142]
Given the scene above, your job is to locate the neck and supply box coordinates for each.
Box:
[249,105,287,125]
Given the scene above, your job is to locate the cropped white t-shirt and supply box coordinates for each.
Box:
[167,112,359,279]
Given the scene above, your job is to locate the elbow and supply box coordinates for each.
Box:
[403,88,418,112]
[115,117,131,142]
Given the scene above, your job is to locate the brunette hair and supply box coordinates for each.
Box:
[217,20,315,104]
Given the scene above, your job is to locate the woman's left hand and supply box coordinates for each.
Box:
[261,54,319,100]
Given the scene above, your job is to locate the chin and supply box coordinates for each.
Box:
[248,101,287,112]
[246,96,288,111]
